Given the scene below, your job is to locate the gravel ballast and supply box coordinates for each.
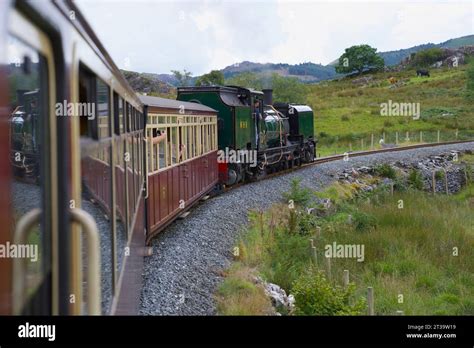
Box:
[136,142,473,315]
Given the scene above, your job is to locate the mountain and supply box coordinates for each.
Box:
[379,35,474,66]
[123,34,474,91]
[121,70,176,96]
[220,61,337,83]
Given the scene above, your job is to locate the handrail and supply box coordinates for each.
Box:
[70,208,101,315]
[12,208,42,315]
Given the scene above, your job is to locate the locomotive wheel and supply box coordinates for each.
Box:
[305,145,315,162]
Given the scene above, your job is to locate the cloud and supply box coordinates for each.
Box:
[75,0,473,75]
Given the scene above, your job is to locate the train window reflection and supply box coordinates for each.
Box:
[7,35,50,313]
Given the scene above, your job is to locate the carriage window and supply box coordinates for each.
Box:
[96,79,109,139]
[7,35,50,312]
[113,92,121,135]
[78,65,96,138]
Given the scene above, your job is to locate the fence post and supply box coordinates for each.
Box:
[343,270,350,288]
[405,131,409,142]
[309,239,318,266]
[444,169,449,195]
[325,256,332,281]
[371,134,374,149]
[361,138,364,150]
[456,129,458,140]
[349,143,352,152]
[395,132,398,145]
[465,166,469,185]
[367,287,374,315]
[432,171,436,194]
[420,131,423,143]
[383,132,385,142]
[437,130,440,143]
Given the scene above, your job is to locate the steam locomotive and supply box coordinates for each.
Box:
[177,86,317,186]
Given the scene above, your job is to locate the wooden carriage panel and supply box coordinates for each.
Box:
[146,151,218,238]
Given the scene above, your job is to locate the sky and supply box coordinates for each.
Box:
[75,0,474,75]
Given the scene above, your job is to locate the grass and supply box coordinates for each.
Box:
[216,264,274,315]
[217,165,474,315]
[308,66,474,156]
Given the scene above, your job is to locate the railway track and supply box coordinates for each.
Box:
[222,140,474,194]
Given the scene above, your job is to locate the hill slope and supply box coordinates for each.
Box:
[123,35,473,90]
[307,65,474,155]
[380,35,474,66]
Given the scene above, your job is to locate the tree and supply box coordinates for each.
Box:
[226,72,308,104]
[225,72,263,90]
[410,48,446,67]
[195,70,225,86]
[171,69,193,86]
[270,73,307,104]
[335,44,384,75]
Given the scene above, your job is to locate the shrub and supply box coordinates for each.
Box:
[341,115,350,122]
[435,170,445,181]
[283,178,313,206]
[411,48,446,68]
[297,212,319,235]
[319,131,329,138]
[374,163,397,179]
[393,176,408,192]
[408,169,424,190]
[383,120,394,127]
[292,271,366,315]
[352,210,377,232]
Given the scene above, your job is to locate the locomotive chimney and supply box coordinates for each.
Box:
[262,89,273,106]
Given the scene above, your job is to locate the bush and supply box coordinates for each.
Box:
[435,170,445,180]
[408,169,424,190]
[292,271,366,315]
[341,115,350,122]
[283,178,313,206]
[297,212,319,235]
[352,210,377,232]
[319,131,329,138]
[411,48,446,68]
[375,163,397,179]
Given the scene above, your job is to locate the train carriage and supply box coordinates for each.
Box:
[0,0,147,315]
[140,95,219,242]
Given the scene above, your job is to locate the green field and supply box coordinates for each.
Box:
[217,155,474,315]
[307,66,474,156]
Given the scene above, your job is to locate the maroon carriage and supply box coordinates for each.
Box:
[140,96,219,242]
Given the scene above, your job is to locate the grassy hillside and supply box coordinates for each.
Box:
[217,154,474,315]
[379,35,474,66]
[440,35,474,48]
[307,65,474,155]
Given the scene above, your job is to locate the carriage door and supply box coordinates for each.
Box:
[5,10,58,315]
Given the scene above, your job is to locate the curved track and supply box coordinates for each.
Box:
[140,140,474,315]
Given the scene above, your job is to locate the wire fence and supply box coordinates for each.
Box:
[317,129,474,157]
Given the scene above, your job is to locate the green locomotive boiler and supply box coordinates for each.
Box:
[177,86,316,185]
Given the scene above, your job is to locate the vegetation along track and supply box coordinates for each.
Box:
[140,140,474,315]
[223,140,474,194]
